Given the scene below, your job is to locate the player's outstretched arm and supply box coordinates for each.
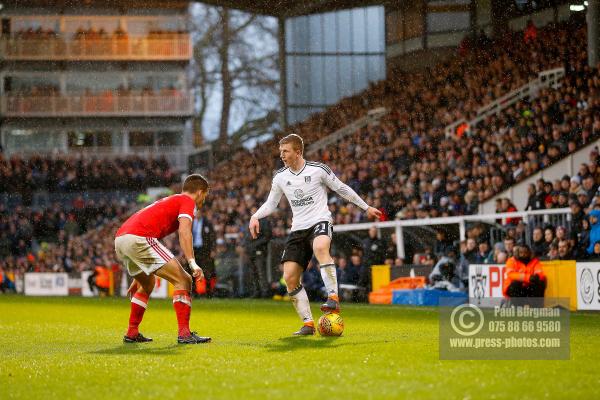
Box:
[323,169,382,219]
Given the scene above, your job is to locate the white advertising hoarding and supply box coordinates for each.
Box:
[468,264,506,308]
[576,263,600,311]
[24,273,69,296]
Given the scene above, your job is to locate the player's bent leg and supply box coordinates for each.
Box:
[312,235,340,314]
[124,272,155,343]
[284,261,315,335]
[154,258,211,344]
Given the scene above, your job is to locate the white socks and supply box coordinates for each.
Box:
[320,263,338,297]
[288,284,313,324]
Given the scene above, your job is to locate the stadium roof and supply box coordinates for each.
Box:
[2,0,392,17]
[198,0,392,17]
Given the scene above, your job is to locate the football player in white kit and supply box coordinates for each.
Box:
[249,134,381,335]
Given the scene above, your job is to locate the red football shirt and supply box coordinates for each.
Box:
[116,194,196,239]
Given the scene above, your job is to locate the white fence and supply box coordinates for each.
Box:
[333,208,571,259]
[444,67,565,137]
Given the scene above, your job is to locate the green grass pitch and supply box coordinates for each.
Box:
[1,295,600,399]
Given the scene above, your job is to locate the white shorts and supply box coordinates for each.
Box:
[114,234,174,276]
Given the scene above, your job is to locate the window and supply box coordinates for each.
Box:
[284,6,385,114]
[96,131,112,147]
[157,131,181,146]
[129,131,153,147]
[427,12,470,33]
[352,8,367,52]
[68,131,94,147]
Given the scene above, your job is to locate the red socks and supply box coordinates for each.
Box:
[173,289,192,337]
[127,292,149,338]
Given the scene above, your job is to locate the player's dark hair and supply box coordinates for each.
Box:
[279,134,304,154]
[182,174,209,193]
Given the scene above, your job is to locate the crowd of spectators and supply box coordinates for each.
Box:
[0,200,134,284]
[0,154,177,194]
[203,20,592,241]
[7,25,186,41]
[3,18,600,299]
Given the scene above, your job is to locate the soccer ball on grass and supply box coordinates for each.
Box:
[317,313,344,336]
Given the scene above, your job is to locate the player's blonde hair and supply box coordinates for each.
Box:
[279,134,304,154]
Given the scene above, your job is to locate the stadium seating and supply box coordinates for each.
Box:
[4,18,600,293]
[205,20,589,237]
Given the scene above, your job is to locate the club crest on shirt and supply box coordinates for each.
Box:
[305,176,311,183]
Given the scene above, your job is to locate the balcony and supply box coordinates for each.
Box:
[1,93,193,117]
[0,35,192,61]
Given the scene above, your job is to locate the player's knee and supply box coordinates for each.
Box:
[178,271,192,291]
[313,242,330,257]
[283,274,299,290]
[141,282,154,296]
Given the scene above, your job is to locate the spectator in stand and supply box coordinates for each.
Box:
[243,208,272,299]
[495,249,509,264]
[434,230,454,258]
[544,226,556,249]
[558,239,574,260]
[589,241,600,259]
[474,241,491,264]
[503,244,546,305]
[461,238,478,264]
[192,211,217,298]
[302,261,325,301]
[525,184,539,210]
[524,20,538,44]
[577,218,591,258]
[587,209,600,255]
[546,243,559,260]
[340,254,361,287]
[503,237,516,258]
[531,227,547,258]
[362,227,386,268]
[428,257,464,292]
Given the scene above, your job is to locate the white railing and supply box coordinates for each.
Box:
[306,107,388,155]
[334,208,571,260]
[1,93,193,117]
[0,36,192,61]
[444,67,565,137]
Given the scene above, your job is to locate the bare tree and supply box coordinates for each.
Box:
[190,3,279,146]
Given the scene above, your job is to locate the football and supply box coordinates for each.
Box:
[317,313,344,336]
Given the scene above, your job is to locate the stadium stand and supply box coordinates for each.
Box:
[3,18,600,299]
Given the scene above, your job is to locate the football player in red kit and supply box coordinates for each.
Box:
[115,174,211,344]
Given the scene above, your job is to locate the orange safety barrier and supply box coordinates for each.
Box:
[368,277,427,304]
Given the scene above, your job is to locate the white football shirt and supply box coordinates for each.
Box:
[253,161,369,231]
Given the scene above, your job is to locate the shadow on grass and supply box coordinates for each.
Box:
[90,344,184,357]
[262,336,393,353]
